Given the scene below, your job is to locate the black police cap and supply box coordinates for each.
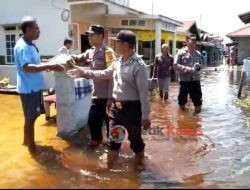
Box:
[86,25,105,35]
[116,30,136,45]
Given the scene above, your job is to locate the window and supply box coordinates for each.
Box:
[4,26,17,31]
[121,19,129,26]
[4,25,22,64]
[121,19,146,27]
[5,34,16,63]
[129,20,137,26]
[138,20,146,26]
[110,28,120,36]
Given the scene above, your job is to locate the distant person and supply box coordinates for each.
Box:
[174,35,203,114]
[57,37,73,56]
[229,46,236,69]
[153,44,173,101]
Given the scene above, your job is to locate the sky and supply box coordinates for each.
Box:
[129,0,250,43]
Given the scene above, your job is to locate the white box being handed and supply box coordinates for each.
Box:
[54,71,93,139]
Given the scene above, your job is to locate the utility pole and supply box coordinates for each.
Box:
[150,0,154,63]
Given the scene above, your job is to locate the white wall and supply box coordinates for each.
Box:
[238,38,250,64]
[110,0,129,6]
[0,0,69,57]
[0,28,5,55]
[108,3,131,14]
[0,65,17,85]
[0,65,55,88]
[71,3,106,25]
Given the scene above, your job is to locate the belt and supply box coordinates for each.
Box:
[112,100,140,109]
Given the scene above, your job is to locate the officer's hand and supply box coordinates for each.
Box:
[141,119,151,130]
[50,63,65,72]
[185,67,194,74]
[65,57,77,68]
[66,67,84,78]
[71,55,81,63]
[193,63,201,71]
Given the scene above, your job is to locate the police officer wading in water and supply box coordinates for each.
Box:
[174,35,203,114]
[72,25,116,150]
[67,30,151,169]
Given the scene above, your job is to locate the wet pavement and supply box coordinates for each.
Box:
[0,66,249,188]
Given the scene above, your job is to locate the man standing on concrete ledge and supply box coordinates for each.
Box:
[14,16,64,153]
[67,30,151,170]
[174,35,203,114]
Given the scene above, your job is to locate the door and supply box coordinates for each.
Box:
[81,34,91,53]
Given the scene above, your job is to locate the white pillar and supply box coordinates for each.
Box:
[136,38,139,53]
[155,21,162,56]
[172,30,177,56]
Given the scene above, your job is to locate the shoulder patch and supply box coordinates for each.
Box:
[136,57,145,65]
[105,49,116,68]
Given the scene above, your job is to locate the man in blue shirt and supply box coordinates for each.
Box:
[14,16,64,152]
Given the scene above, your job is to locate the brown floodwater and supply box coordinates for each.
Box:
[0,66,250,188]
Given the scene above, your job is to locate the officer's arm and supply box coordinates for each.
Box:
[173,53,193,73]
[106,49,116,99]
[71,50,90,65]
[78,64,113,80]
[135,64,150,120]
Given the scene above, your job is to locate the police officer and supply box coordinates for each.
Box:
[174,35,203,114]
[67,30,151,169]
[72,25,116,150]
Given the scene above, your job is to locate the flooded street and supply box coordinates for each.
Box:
[0,67,250,188]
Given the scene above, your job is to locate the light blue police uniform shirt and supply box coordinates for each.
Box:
[14,37,45,94]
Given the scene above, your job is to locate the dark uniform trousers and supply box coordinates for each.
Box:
[108,100,145,153]
[88,98,109,141]
[178,81,203,107]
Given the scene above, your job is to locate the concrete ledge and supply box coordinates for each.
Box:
[0,65,55,89]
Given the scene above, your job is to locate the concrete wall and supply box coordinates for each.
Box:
[110,0,130,7]
[238,37,250,64]
[108,3,133,14]
[71,3,106,25]
[0,65,17,85]
[0,65,55,89]
[0,0,69,64]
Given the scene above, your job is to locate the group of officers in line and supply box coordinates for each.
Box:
[14,16,203,169]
